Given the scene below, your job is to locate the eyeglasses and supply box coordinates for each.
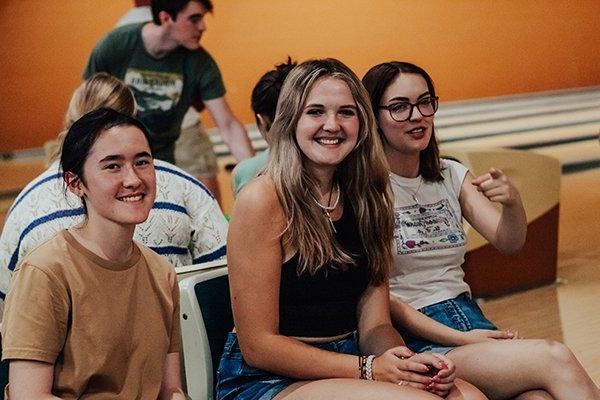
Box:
[379,96,439,122]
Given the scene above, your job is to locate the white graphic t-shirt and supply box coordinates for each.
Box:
[389,159,471,309]
[124,70,184,113]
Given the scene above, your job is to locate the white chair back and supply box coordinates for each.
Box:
[179,263,232,400]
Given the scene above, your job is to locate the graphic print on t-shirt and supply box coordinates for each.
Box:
[393,199,466,255]
[124,69,183,133]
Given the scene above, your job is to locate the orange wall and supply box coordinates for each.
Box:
[1,0,599,152]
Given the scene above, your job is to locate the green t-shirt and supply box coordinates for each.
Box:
[84,23,225,162]
[232,149,269,197]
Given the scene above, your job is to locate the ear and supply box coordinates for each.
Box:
[64,172,84,198]
[256,114,271,139]
[158,10,174,25]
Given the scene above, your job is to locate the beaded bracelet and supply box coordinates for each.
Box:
[358,355,367,379]
[365,355,375,380]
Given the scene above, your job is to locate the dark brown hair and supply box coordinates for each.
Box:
[151,0,213,25]
[362,61,443,182]
[251,57,297,128]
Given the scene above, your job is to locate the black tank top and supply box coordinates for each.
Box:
[278,204,370,337]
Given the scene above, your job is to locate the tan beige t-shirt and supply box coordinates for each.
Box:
[1,229,182,399]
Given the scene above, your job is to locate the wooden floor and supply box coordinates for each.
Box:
[1,160,599,384]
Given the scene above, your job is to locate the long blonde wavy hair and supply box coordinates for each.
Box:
[265,58,394,284]
[48,73,136,164]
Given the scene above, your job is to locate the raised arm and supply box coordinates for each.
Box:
[203,97,255,161]
[228,177,361,380]
[460,168,527,254]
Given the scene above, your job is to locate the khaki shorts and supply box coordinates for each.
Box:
[174,121,218,177]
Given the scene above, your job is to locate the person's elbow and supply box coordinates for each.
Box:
[237,334,276,370]
[239,341,266,369]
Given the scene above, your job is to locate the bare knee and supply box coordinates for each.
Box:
[536,339,577,366]
[534,339,587,384]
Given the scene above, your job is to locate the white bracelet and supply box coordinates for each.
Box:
[365,354,375,380]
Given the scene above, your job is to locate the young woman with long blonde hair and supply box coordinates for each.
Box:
[217,58,486,400]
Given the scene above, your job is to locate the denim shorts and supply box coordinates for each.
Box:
[404,293,497,355]
[216,331,359,400]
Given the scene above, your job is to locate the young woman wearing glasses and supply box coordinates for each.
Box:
[363,61,600,400]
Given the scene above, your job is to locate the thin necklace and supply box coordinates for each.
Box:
[390,173,422,205]
[313,182,340,232]
[409,177,423,205]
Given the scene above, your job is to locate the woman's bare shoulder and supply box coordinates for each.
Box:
[231,175,285,227]
[235,176,280,209]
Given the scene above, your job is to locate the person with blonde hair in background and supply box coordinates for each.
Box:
[218,58,487,400]
[0,73,227,316]
[44,72,138,164]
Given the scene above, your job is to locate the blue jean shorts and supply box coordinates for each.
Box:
[216,332,359,400]
[404,293,497,355]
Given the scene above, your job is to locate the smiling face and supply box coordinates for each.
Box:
[378,73,434,156]
[168,0,207,50]
[295,76,360,175]
[67,125,156,229]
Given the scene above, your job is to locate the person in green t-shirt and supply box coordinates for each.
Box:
[232,58,296,196]
[84,0,254,201]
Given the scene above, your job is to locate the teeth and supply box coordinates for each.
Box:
[409,128,423,133]
[317,138,340,145]
[119,195,143,202]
